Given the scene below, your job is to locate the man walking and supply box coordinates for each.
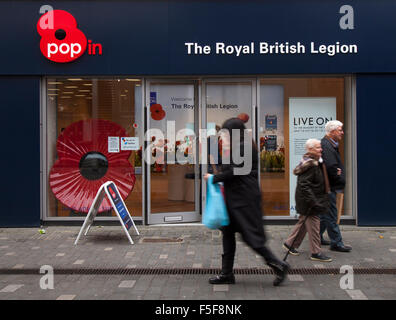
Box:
[320,120,352,252]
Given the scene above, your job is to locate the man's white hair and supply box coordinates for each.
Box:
[305,138,321,151]
[325,120,343,134]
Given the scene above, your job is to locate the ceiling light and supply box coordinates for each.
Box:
[78,90,91,92]
[126,79,141,82]
[75,94,86,97]
[60,96,72,99]
[62,91,74,94]
[65,86,78,89]
[47,81,63,85]
[67,78,83,81]
[83,83,93,86]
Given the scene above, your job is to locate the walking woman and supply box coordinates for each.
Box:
[204,118,289,286]
[283,138,332,262]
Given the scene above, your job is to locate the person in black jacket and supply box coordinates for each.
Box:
[204,118,289,287]
[283,139,332,262]
[320,120,352,252]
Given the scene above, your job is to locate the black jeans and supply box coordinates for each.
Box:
[221,226,279,274]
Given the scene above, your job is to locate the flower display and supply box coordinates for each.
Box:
[147,136,196,173]
[150,103,166,121]
[260,150,285,172]
[49,119,136,213]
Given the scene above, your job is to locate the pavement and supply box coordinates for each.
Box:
[0,223,395,301]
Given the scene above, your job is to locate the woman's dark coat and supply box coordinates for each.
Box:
[212,138,266,249]
[294,156,330,216]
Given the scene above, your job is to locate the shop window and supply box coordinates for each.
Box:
[206,82,253,131]
[45,78,143,218]
[44,76,354,221]
[259,77,353,218]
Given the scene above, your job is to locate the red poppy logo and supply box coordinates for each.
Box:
[37,9,102,63]
[150,103,166,121]
[49,119,135,213]
[37,10,87,63]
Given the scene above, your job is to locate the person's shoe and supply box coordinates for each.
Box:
[283,243,300,256]
[321,239,331,246]
[330,245,352,252]
[209,273,235,284]
[310,253,332,262]
[268,261,290,286]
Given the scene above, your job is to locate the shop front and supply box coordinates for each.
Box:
[42,76,354,225]
[1,1,396,226]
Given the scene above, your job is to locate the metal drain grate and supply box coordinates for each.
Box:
[140,237,183,243]
[0,267,395,275]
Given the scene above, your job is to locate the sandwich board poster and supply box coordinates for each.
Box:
[106,182,133,231]
[289,97,336,216]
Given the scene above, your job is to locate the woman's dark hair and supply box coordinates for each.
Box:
[221,117,258,153]
[221,118,246,142]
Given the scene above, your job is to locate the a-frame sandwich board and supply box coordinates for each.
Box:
[74,181,139,245]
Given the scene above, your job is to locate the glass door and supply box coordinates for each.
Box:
[145,80,201,224]
[201,79,256,212]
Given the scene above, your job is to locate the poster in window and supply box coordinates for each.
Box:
[265,115,277,130]
[289,97,336,216]
[264,135,277,151]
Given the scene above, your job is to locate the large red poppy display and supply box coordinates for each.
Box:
[49,119,136,213]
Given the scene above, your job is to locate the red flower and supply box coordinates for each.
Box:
[237,113,249,123]
[150,103,161,113]
[150,103,166,121]
[49,119,136,213]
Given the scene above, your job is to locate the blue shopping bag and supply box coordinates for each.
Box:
[203,175,230,229]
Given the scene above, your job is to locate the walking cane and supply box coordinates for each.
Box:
[282,214,310,262]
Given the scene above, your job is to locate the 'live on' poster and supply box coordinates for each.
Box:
[289,97,336,216]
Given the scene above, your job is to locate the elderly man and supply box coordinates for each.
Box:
[320,120,352,252]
